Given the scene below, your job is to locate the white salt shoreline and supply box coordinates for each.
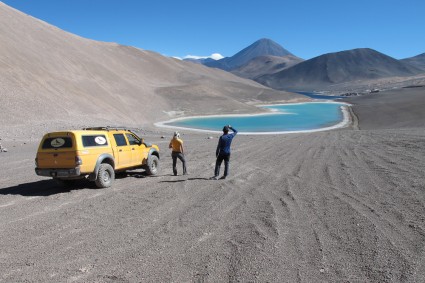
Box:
[154,102,352,135]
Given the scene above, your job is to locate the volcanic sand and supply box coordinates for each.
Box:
[0,88,425,282]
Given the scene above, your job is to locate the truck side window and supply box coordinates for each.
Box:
[113,134,127,146]
[82,135,108,147]
[126,134,139,145]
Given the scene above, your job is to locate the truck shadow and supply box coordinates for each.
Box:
[119,171,148,179]
[0,174,210,196]
[0,179,97,197]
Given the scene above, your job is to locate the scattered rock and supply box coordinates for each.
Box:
[340,92,359,97]
[207,136,214,139]
[0,141,6,152]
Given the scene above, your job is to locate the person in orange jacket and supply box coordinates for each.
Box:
[168,131,187,176]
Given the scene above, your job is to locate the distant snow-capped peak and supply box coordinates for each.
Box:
[184,53,224,60]
[176,53,224,60]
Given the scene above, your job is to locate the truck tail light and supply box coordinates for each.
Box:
[75,156,82,166]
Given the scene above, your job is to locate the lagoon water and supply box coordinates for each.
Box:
[160,102,349,134]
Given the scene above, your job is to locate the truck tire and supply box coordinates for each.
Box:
[95,163,115,188]
[145,155,159,175]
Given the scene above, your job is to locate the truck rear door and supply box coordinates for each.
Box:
[37,136,76,169]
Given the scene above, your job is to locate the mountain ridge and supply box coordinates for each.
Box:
[204,38,294,71]
[231,55,304,80]
[256,48,424,91]
[401,53,425,71]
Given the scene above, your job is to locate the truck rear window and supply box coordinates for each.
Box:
[42,137,73,149]
[82,135,108,147]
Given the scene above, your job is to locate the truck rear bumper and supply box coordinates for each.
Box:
[35,167,81,178]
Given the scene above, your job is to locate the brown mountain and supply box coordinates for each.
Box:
[204,38,295,71]
[256,48,424,91]
[231,55,303,80]
[401,53,425,71]
[0,3,303,133]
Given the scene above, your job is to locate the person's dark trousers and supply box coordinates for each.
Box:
[214,153,230,177]
[172,151,187,175]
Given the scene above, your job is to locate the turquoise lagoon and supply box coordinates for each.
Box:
[157,102,350,134]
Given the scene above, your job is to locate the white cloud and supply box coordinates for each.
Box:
[210,53,224,60]
[183,53,224,60]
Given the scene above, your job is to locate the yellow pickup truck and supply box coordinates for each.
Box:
[35,127,160,188]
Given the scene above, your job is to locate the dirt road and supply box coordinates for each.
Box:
[1,127,424,282]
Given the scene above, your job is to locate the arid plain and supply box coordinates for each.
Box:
[2,87,425,282]
[1,2,425,282]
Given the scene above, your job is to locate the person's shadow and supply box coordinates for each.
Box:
[158,177,210,183]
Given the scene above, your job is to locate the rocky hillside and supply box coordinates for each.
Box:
[0,3,302,135]
[401,53,425,71]
[231,55,303,80]
[256,48,424,91]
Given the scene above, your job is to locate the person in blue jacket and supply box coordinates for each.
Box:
[210,125,238,180]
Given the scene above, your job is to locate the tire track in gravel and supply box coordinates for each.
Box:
[2,130,425,282]
[252,133,338,282]
[256,131,415,281]
[100,137,280,281]
[183,134,305,282]
[313,131,425,282]
[302,139,383,281]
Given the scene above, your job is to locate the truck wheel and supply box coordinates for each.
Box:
[145,155,159,175]
[95,163,115,188]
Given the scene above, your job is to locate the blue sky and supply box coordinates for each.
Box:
[2,0,425,60]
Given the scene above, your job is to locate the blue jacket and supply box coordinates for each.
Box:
[216,127,237,156]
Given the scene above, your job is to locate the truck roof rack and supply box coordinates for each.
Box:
[82,127,141,137]
[83,126,129,131]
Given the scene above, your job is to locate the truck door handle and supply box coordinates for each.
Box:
[132,148,135,150]
[119,149,122,152]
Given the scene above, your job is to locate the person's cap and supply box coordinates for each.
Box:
[223,126,229,132]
